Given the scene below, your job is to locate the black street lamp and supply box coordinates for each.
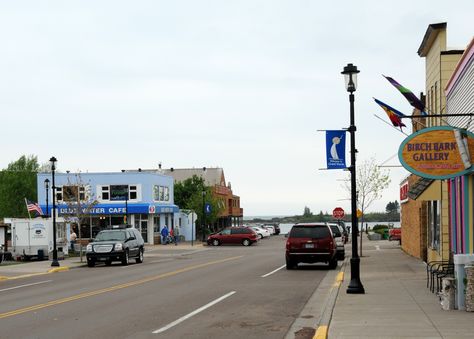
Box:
[50,156,60,267]
[44,179,50,218]
[125,186,129,225]
[341,63,364,294]
[202,190,206,242]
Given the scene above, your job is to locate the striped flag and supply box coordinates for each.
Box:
[374,98,406,130]
[25,199,43,216]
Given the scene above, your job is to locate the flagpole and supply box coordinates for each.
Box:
[373,114,409,136]
[24,198,32,219]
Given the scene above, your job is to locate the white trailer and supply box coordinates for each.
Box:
[10,217,69,260]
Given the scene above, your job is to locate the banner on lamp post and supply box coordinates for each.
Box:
[326,130,346,169]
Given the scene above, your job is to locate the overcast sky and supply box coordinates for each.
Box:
[1,1,473,216]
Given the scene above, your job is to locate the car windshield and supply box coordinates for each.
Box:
[290,226,330,238]
[95,231,127,242]
[329,226,342,237]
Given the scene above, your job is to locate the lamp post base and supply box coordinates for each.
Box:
[51,259,60,267]
[346,257,365,294]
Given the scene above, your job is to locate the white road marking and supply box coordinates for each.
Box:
[0,280,53,293]
[261,264,286,278]
[375,245,380,251]
[152,291,236,334]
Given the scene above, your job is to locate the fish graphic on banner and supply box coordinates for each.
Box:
[326,130,346,169]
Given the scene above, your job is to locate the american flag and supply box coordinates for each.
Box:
[26,199,43,216]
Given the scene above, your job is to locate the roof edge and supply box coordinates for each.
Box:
[417,22,447,57]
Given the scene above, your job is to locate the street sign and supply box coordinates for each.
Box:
[205,203,211,214]
[357,209,363,218]
[332,207,345,219]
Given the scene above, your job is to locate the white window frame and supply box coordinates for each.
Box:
[153,185,170,202]
[98,184,141,202]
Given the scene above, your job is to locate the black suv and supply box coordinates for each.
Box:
[86,227,144,267]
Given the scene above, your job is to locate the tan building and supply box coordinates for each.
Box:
[401,23,463,263]
[164,167,243,228]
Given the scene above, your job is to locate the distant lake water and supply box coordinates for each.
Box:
[279,221,400,234]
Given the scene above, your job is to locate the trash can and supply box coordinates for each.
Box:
[440,277,455,310]
[383,229,389,240]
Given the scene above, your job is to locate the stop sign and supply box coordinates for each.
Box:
[332,207,345,219]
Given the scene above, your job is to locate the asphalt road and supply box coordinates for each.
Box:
[0,236,330,339]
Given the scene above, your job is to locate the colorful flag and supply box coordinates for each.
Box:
[26,199,43,216]
[383,75,427,115]
[374,98,406,130]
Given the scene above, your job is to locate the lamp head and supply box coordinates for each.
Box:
[341,63,359,93]
[44,178,50,189]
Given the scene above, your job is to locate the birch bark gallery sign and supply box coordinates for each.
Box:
[398,126,474,179]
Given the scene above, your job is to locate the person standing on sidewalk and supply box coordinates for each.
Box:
[70,228,77,252]
[161,226,169,245]
[174,226,180,245]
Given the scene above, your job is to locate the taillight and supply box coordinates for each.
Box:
[286,240,290,250]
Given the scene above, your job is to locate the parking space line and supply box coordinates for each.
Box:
[0,280,53,293]
[152,291,236,334]
[261,265,286,278]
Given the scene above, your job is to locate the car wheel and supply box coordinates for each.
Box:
[87,260,95,268]
[258,234,263,239]
[136,248,144,263]
[286,257,296,270]
[328,257,338,269]
[121,250,129,266]
[242,239,251,246]
[212,239,220,246]
[105,260,112,266]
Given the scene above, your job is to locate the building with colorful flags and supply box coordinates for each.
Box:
[400,22,464,266]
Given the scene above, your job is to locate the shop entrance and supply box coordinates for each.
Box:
[135,214,148,242]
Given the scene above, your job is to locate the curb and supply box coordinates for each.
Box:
[48,266,70,273]
[313,259,347,339]
[284,259,347,339]
[0,266,72,281]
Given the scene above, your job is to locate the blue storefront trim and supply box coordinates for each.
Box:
[41,203,179,216]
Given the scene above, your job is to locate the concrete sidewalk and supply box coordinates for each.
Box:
[0,242,207,280]
[328,237,473,338]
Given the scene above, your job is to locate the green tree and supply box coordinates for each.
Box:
[174,175,223,237]
[385,200,400,220]
[303,206,312,217]
[0,155,40,219]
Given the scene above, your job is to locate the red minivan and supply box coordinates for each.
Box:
[285,223,337,269]
[207,227,259,246]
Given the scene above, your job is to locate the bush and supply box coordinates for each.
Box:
[372,224,388,235]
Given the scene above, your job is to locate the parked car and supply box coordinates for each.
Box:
[262,225,275,235]
[389,228,401,242]
[328,223,345,260]
[250,226,271,239]
[207,227,259,246]
[285,223,337,270]
[86,227,144,267]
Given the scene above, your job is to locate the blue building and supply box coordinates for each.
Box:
[37,171,179,244]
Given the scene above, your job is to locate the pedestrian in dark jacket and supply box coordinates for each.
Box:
[161,226,169,245]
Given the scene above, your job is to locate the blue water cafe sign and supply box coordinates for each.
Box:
[326,130,346,169]
[398,126,474,179]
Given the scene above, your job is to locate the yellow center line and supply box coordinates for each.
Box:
[0,255,243,319]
